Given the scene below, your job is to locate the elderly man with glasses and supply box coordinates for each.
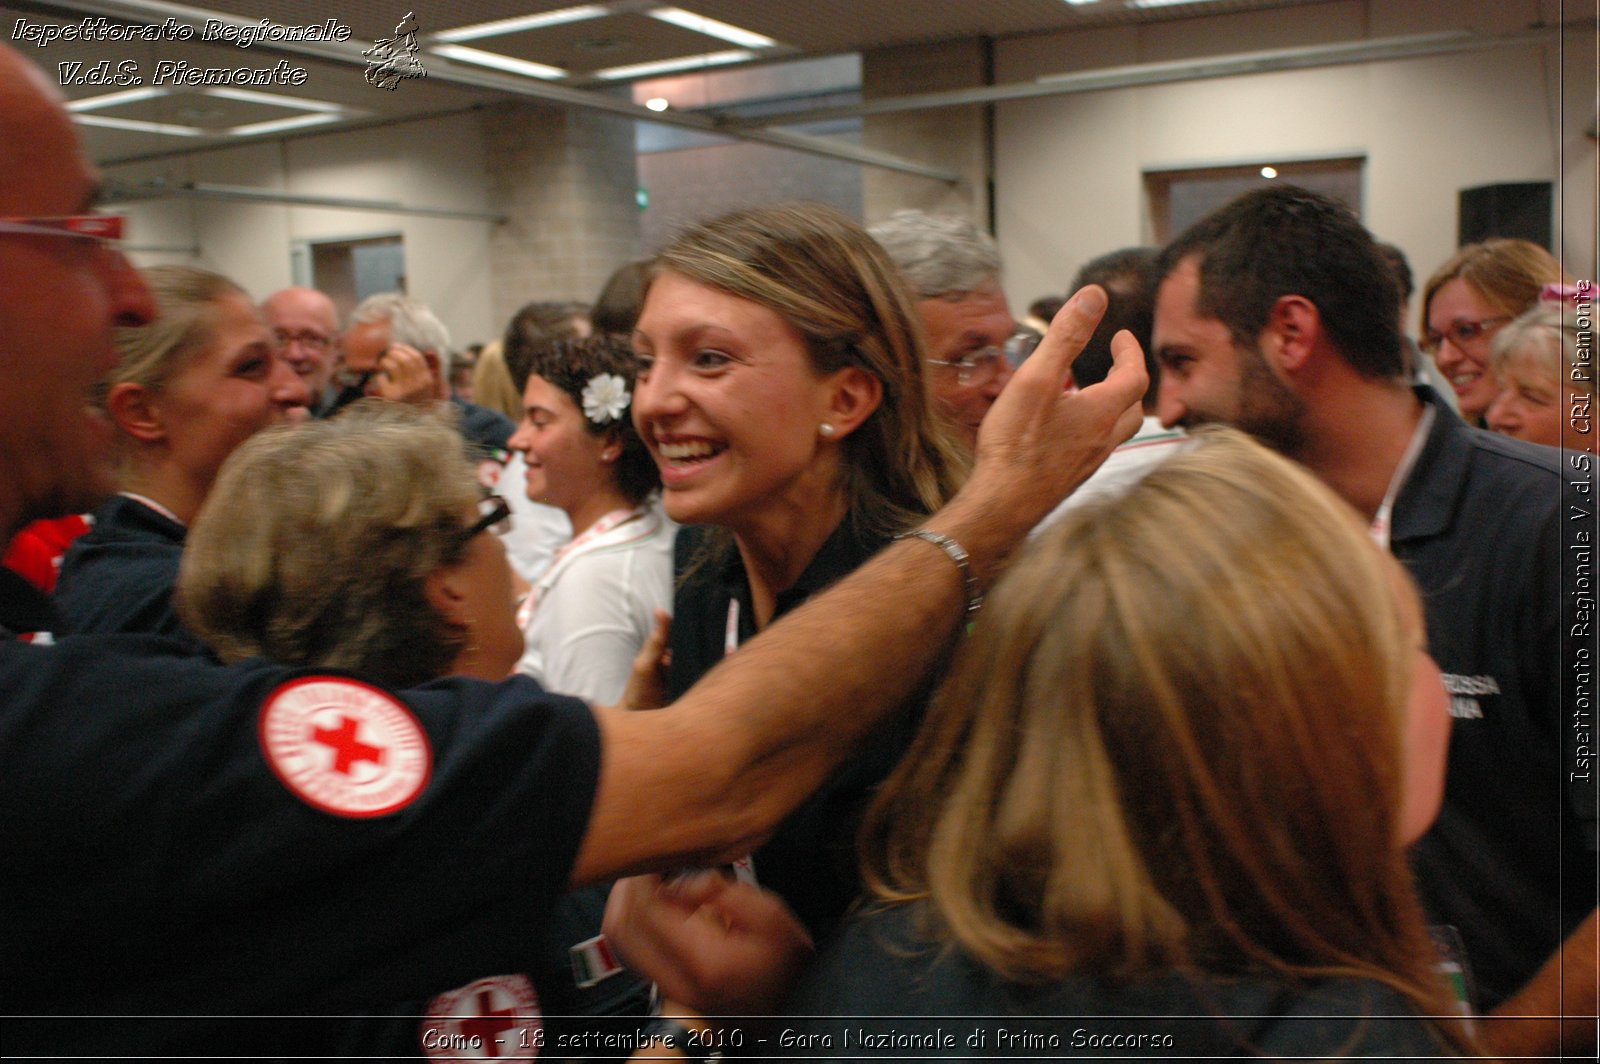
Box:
[870,209,1036,447]
[261,286,341,417]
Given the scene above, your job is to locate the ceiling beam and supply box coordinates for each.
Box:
[101,180,511,222]
[714,27,1562,129]
[37,0,962,183]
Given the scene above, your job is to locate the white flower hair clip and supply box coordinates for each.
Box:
[581,372,630,425]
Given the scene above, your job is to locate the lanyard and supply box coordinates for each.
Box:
[519,506,648,625]
[1370,405,1435,551]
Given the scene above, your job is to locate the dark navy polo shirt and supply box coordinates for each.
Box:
[667,520,926,942]
[1399,388,1598,1009]
[0,628,600,1056]
[54,493,197,648]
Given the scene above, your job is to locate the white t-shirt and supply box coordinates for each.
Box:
[494,452,573,584]
[515,498,676,705]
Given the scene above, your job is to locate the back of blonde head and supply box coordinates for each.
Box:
[864,428,1466,1047]
[96,264,245,409]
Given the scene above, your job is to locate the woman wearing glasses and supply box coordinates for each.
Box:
[54,264,309,644]
[632,202,967,940]
[175,401,653,1056]
[1419,239,1571,424]
[868,209,1028,446]
[177,400,521,687]
[504,333,675,705]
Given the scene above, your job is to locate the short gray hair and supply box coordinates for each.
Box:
[1492,302,1596,401]
[349,292,453,376]
[177,400,482,689]
[869,209,1001,299]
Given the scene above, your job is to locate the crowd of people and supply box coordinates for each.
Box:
[0,38,1594,1062]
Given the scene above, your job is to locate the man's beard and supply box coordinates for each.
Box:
[1232,342,1306,457]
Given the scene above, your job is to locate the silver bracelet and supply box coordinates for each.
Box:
[896,528,982,619]
[643,1015,719,1062]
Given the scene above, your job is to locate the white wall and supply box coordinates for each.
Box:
[109,113,499,347]
[993,0,1596,326]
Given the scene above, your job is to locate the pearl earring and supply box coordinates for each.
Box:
[819,423,836,438]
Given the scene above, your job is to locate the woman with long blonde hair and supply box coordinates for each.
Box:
[609,429,1473,1059]
[633,202,965,939]
[55,264,308,642]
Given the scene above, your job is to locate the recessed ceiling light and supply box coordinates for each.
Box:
[594,50,754,81]
[431,5,610,43]
[645,97,670,112]
[1260,166,1278,178]
[430,44,568,80]
[647,8,776,49]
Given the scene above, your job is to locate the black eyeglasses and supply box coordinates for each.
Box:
[1421,316,1512,354]
[332,364,377,391]
[459,494,512,542]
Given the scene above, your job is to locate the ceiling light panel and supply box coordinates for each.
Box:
[228,112,344,137]
[646,8,777,49]
[593,49,755,81]
[66,87,171,112]
[430,44,569,80]
[201,87,347,112]
[431,5,611,43]
[1129,0,1227,9]
[73,114,204,137]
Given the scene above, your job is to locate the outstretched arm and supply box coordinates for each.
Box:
[573,286,1147,883]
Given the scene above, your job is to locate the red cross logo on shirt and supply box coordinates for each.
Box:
[421,973,542,1059]
[457,988,521,1055]
[311,716,384,775]
[260,677,433,819]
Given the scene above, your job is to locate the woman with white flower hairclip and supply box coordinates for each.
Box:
[505,333,675,704]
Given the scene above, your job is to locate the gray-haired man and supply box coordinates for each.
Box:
[871,210,1023,445]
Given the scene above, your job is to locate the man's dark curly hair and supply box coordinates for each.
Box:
[1156,185,1403,380]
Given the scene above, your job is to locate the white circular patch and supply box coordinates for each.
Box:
[421,974,542,1060]
[258,677,432,818]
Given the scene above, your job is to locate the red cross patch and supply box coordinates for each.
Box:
[421,973,541,1059]
[258,677,432,818]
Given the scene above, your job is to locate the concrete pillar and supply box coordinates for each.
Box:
[480,100,641,330]
[861,38,991,226]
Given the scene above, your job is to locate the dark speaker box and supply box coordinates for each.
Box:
[1458,182,1552,248]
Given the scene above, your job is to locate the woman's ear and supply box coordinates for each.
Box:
[105,381,166,444]
[821,366,883,441]
[423,564,471,628]
[599,427,623,464]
